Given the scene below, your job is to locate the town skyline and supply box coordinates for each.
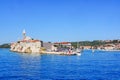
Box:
[0,0,120,44]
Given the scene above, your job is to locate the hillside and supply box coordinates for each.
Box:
[0,44,10,48]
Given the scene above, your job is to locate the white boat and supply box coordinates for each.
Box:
[60,49,81,56]
[60,42,82,56]
[75,42,82,56]
[76,52,81,56]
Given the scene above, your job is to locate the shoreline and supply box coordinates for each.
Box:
[10,50,80,56]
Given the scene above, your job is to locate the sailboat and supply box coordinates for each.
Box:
[61,42,81,56]
[75,42,81,56]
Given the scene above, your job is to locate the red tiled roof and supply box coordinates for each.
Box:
[20,40,40,42]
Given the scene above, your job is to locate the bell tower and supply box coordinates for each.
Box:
[23,29,26,40]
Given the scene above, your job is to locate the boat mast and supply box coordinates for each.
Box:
[77,41,79,49]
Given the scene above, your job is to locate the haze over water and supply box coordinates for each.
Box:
[0,49,120,80]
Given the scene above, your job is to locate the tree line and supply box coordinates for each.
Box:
[71,40,120,48]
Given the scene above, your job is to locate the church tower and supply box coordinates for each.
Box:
[23,29,26,40]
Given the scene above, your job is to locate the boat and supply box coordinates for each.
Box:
[59,48,81,56]
[75,42,82,56]
[76,53,81,56]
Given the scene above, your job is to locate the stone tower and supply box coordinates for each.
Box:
[23,29,26,40]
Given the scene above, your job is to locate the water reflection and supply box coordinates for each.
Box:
[16,53,42,77]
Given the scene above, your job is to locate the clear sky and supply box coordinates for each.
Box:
[0,0,120,44]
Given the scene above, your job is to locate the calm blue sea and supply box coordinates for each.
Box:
[0,49,120,80]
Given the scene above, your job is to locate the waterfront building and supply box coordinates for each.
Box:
[54,42,72,48]
[10,30,43,53]
[80,46,92,50]
[103,44,115,50]
[43,42,57,51]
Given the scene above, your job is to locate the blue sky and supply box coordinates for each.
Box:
[0,0,120,44]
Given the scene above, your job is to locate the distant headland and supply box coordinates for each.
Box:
[0,30,120,52]
[0,44,10,48]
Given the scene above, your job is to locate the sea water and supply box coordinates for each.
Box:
[0,49,120,80]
